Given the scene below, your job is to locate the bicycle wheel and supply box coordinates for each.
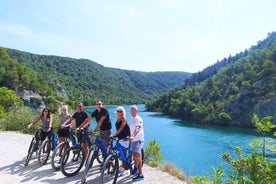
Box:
[100,154,119,184]
[95,145,104,165]
[60,146,85,177]
[38,138,51,166]
[24,137,36,166]
[51,141,69,171]
[81,149,95,184]
[141,147,144,165]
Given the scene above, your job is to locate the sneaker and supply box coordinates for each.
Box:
[131,167,138,175]
[132,174,144,181]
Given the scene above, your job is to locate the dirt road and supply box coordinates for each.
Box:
[0,131,185,184]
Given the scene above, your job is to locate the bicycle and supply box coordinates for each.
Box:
[38,129,58,166]
[80,132,112,184]
[24,127,41,166]
[100,137,135,184]
[51,129,77,171]
[60,128,91,177]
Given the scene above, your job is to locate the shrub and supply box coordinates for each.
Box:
[143,139,163,167]
[0,106,37,132]
[0,106,60,133]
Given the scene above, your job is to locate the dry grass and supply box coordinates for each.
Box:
[158,161,193,183]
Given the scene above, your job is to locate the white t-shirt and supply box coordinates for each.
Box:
[129,114,144,142]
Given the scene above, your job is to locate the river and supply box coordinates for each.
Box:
[85,104,275,176]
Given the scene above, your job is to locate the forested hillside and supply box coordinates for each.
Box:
[146,32,276,127]
[5,48,191,106]
[0,48,63,114]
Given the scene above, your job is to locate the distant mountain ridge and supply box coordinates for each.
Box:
[5,48,191,106]
[146,32,276,127]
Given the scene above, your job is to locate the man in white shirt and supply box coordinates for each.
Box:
[128,105,144,181]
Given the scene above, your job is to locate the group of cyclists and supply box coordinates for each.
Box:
[27,100,145,182]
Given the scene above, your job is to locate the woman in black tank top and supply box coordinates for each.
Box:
[111,106,130,173]
[112,106,130,146]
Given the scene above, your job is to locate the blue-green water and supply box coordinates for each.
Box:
[85,104,275,176]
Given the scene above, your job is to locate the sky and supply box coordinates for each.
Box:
[0,0,275,73]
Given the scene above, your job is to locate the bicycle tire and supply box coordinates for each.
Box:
[24,137,36,166]
[100,154,119,184]
[51,141,69,171]
[60,146,85,177]
[38,138,51,166]
[81,149,96,184]
[95,145,104,165]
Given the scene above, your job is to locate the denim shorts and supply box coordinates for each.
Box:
[131,140,144,154]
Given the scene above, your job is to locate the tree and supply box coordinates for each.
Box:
[0,87,23,117]
[252,114,276,157]
[143,139,163,167]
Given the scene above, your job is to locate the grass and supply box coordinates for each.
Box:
[158,161,193,183]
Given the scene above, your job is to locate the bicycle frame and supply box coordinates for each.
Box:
[94,136,108,157]
[115,141,132,168]
[100,138,132,184]
[38,129,58,166]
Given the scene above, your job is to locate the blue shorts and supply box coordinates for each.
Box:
[131,140,144,154]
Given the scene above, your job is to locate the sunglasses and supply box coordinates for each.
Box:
[116,110,123,113]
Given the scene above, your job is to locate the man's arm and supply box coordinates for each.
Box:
[94,116,106,131]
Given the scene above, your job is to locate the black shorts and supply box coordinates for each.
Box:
[57,127,70,137]
[40,130,50,142]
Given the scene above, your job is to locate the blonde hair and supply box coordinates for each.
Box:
[60,105,69,115]
[116,106,126,119]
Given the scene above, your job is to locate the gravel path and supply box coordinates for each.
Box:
[0,131,185,184]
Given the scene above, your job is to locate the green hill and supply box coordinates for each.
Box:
[5,48,191,106]
[0,47,61,113]
[146,32,276,127]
